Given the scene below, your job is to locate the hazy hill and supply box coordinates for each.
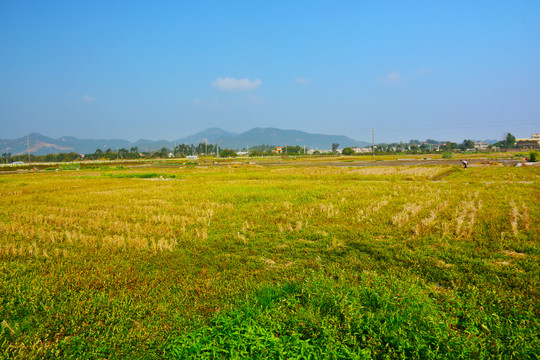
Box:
[217,128,370,149]
[175,128,237,145]
[1,133,134,156]
[1,128,372,155]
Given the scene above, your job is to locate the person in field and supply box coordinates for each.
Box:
[461,160,468,169]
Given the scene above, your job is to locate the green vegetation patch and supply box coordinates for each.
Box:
[60,163,81,170]
[102,172,176,179]
[81,165,129,171]
[168,272,538,359]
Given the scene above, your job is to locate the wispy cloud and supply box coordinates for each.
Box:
[294,77,312,85]
[81,94,96,103]
[211,77,262,91]
[192,99,204,106]
[418,68,432,75]
[382,71,403,84]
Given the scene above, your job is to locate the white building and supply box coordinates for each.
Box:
[474,141,489,150]
[353,147,372,154]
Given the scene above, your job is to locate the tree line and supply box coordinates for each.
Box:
[0,133,522,163]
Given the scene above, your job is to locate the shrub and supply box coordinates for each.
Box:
[442,152,454,159]
[529,151,538,162]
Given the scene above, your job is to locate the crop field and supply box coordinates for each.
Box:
[0,163,538,359]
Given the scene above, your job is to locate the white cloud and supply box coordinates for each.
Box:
[418,68,432,75]
[294,77,312,85]
[211,77,262,91]
[81,94,96,103]
[383,71,403,83]
[192,99,204,106]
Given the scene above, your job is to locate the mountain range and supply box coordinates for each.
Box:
[1,128,370,156]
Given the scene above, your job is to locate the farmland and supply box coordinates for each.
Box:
[0,161,538,359]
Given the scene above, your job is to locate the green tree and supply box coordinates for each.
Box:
[331,143,339,152]
[441,142,458,151]
[118,148,129,158]
[342,147,354,155]
[460,140,475,151]
[219,149,237,157]
[505,133,516,148]
[249,150,264,156]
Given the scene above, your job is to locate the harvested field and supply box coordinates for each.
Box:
[0,164,538,358]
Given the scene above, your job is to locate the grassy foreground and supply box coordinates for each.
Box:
[0,164,538,359]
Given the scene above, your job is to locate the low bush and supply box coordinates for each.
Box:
[442,152,454,159]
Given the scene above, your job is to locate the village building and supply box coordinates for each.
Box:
[474,141,489,150]
[353,147,372,154]
[516,134,540,149]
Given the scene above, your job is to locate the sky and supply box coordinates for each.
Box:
[1,0,539,143]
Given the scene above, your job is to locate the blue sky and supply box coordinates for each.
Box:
[1,1,539,143]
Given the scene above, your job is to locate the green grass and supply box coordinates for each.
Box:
[168,272,538,359]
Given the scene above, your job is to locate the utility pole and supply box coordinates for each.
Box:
[27,135,31,163]
[372,128,375,160]
[205,139,207,158]
[246,143,249,157]
[216,143,219,158]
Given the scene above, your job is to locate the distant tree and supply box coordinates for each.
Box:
[505,133,516,148]
[196,143,206,155]
[494,133,517,149]
[284,145,303,155]
[331,143,339,152]
[249,150,264,156]
[118,148,129,158]
[156,147,169,158]
[441,142,458,151]
[57,152,80,162]
[460,140,475,151]
[342,147,354,155]
[174,144,191,157]
[94,149,103,156]
[219,149,237,157]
